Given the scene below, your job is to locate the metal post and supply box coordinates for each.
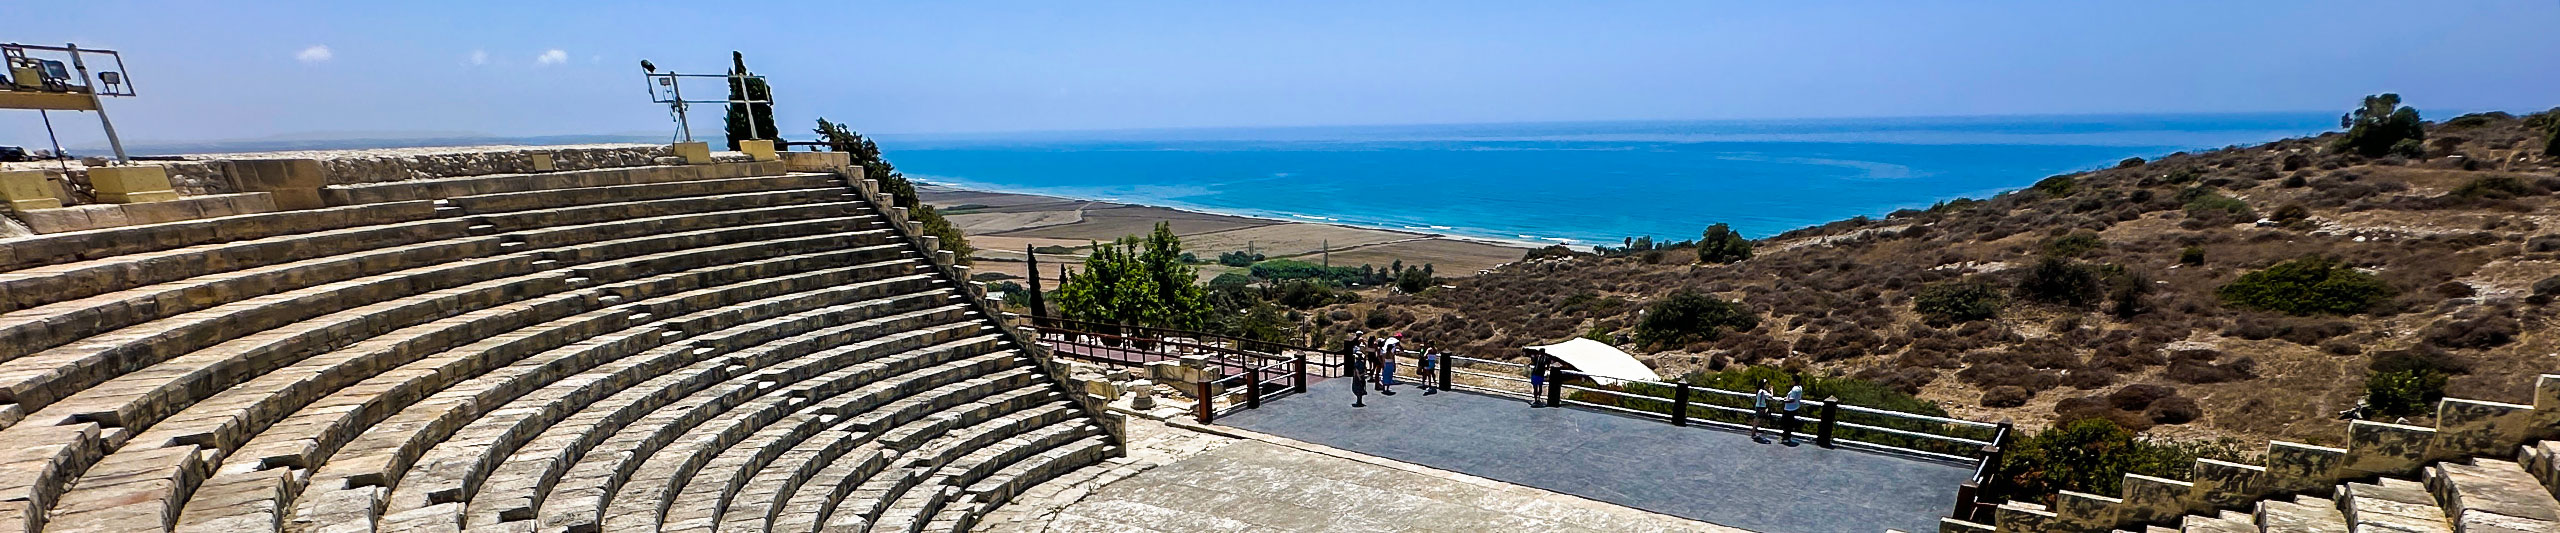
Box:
[1245,366,1262,409]
[1544,367,1563,407]
[668,72,692,142]
[64,44,127,163]
[1195,379,1214,424]
[1292,355,1307,393]
[1437,354,1452,391]
[1816,397,1840,448]
[1671,382,1691,426]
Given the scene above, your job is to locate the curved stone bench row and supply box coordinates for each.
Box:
[0,201,438,275]
[0,162,1113,532]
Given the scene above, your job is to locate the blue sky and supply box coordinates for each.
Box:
[10,1,2559,147]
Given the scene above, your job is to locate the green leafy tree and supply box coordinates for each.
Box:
[1394,264,1436,294]
[2336,93,2424,157]
[1632,289,1758,348]
[1697,223,1753,264]
[721,52,779,150]
[1052,225,1212,331]
[2216,255,2394,316]
[814,118,972,263]
[1990,418,2247,503]
[1139,222,1212,330]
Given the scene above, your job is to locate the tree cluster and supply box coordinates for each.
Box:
[2336,93,2425,158]
[1052,222,1211,331]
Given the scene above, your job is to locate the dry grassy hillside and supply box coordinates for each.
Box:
[1330,110,2560,446]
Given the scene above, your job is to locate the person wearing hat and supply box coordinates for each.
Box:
[1377,333,1403,395]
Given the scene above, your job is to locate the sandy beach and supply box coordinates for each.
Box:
[916,183,1533,285]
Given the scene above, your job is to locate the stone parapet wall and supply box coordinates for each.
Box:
[1957,374,2560,532]
[3,144,675,207]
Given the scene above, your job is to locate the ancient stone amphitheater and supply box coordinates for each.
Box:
[0,150,1115,532]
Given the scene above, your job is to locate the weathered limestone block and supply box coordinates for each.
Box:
[528,152,556,172]
[2190,458,2268,509]
[225,159,328,210]
[2533,375,2560,441]
[1128,380,1155,409]
[2053,490,2121,531]
[1936,517,1995,533]
[2431,398,2538,459]
[86,166,180,204]
[2264,440,2346,493]
[1994,502,2055,533]
[13,192,276,233]
[673,142,713,165]
[2343,420,2436,476]
[2116,474,2194,527]
[782,151,851,174]
[0,170,62,210]
[739,139,779,162]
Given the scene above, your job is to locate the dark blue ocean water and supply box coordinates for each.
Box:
[883,113,2336,244]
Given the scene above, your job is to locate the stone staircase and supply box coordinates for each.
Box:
[1943,376,2560,533]
[0,154,1120,533]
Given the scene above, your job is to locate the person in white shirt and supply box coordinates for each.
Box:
[1781,377,1807,446]
[1750,379,1774,442]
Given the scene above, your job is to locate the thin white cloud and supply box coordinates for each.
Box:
[536,49,568,65]
[469,50,489,65]
[296,45,333,63]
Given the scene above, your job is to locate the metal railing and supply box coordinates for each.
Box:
[1026,319,1317,424]
[1433,355,2010,464]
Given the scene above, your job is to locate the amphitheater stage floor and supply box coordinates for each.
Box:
[1212,379,1973,533]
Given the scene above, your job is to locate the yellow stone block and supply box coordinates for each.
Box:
[88,166,177,204]
[529,153,557,172]
[1,170,62,211]
[672,142,712,165]
[739,139,779,162]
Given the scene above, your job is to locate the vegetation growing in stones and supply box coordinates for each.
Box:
[1989,418,2248,504]
[813,118,973,263]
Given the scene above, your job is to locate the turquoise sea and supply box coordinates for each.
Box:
[882,113,2338,245]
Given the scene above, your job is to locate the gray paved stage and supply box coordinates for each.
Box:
[1215,379,1971,533]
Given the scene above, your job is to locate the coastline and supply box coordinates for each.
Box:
[911,178,1563,249]
[912,180,1537,283]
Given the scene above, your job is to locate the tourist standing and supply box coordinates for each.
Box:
[1781,378,1806,445]
[1418,345,1439,395]
[1751,379,1773,442]
[1378,333,1402,395]
[1525,348,1552,407]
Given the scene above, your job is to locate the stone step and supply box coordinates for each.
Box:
[0,201,439,274]
[2341,478,2453,533]
[589,344,1017,533]
[320,161,787,206]
[2256,496,2348,533]
[420,307,983,530]
[2525,441,2559,498]
[0,214,469,317]
[477,187,849,232]
[2427,459,2560,533]
[445,173,841,214]
[771,443,895,533]
[0,219,481,364]
[2178,511,2256,533]
[275,287,961,532]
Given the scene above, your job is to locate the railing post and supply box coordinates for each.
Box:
[1195,379,1214,424]
[1437,354,1452,390]
[1246,366,1262,409]
[1293,355,1307,393]
[1816,396,1840,448]
[1671,382,1691,427]
[1544,367,1563,407]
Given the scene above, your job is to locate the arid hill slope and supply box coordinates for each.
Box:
[1336,110,2560,446]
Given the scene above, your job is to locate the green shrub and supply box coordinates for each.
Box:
[2183,190,2255,220]
[2534,108,2560,155]
[2017,257,2105,307]
[2336,93,2425,157]
[1216,250,1267,267]
[2365,369,2448,417]
[2216,256,2394,316]
[2042,231,2104,257]
[1915,279,2005,325]
[2178,246,2206,266]
[1697,223,1753,264]
[2032,176,2078,197]
[1632,289,1758,348]
[2452,176,2535,200]
[1990,418,2249,503]
[1393,265,1436,294]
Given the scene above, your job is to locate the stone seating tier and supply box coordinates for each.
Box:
[0,159,1117,533]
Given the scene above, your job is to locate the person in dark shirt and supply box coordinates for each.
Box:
[1525,348,1553,407]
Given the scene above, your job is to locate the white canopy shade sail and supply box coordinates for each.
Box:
[1525,337,1661,385]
